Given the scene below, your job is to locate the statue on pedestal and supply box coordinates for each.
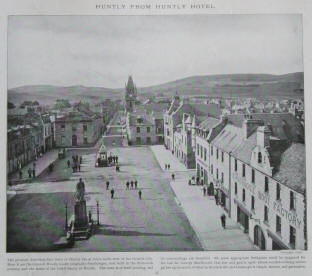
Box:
[74,178,85,202]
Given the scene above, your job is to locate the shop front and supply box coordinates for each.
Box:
[234,198,251,233]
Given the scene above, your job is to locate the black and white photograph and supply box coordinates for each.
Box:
[6,14,306,252]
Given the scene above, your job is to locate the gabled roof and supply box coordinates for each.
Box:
[198,117,219,131]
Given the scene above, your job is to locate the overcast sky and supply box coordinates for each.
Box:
[8,15,303,89]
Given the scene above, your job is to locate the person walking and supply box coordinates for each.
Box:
[67,160,70,168]
[214,192,219,205]
[165,164,167,170]
[130,181,134,189]
[28,168,32,178]
[106,181,110,190]
[78,163,81,172]
[32,168,36,178]
[116,156,118,164]
[168,164,170,170]
[134,180,138,189]
[138,190,142,200]
[220,214,226,229]
[203,186,206,196]
[126,181,130,190]
[80,156,82,164]
[171,173,175,181]
[19,170,23,179]
[110,189,114,199]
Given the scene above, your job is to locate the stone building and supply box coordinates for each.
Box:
[55,107,103,147]
[125,76,138,113]
[194,113,306,250]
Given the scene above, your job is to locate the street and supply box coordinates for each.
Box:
[7,146,202,252]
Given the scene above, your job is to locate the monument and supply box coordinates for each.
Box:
[72,178,90,238]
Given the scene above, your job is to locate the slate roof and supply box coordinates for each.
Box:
[198,117,220,131]
[128,112,154,126]
[227,113,304,143]
[274,143,306,194]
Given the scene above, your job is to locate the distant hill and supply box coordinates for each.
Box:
[8,72,303,105]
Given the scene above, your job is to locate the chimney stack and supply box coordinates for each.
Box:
[242,115,263,138]
[257,125,271,148]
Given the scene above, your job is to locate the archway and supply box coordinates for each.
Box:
[208,182,214,196]
[254,225,266,250]
[72,135,77,146]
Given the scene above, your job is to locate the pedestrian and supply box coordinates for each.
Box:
[221,214,226,229]
[168,164,170,170]
[80,156,82,164]
[203,187,206,196]
[67,160,70,168]
[106,181,110,190]
[196,177,199,185]
[134,180,137,189]
[28,168,32,178]
[171,173,175,181]
[116,165,120,172]
[33,162,36,169]
[165,164,167,170]
[138,190,142,200]
[188,179,192,185]
[111,189,114,199]
[130,181,134,189]
[88,210,92,223]
[19,170,23,179]
[32,168,36,178]
[126,181,129,190]
[78,164,81,172]
[116,156,118,164]
[214,192,219,205]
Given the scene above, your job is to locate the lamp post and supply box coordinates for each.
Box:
[64,202,68,231]
[96,200,100,226]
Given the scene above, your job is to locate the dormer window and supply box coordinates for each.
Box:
[258,152,262,163]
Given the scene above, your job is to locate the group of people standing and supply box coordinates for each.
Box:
[69,155,83,172]
[108,155,118,165]
[26,162,36,179]
[164,163,171,170]
[105,180,142,200]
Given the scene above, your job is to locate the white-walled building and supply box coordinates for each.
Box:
[194,113,306,250]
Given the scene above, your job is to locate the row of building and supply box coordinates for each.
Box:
[7,100,117,175]
[163,96,306,250]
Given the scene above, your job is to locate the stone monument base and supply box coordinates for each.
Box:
[72,200,91,239]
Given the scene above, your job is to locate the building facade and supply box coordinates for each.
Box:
[194,113,306,250]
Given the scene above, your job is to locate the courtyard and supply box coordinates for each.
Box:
[7,146,202,252]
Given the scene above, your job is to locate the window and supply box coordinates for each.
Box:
[251,196,255,210]
[264,206,268,222]
[251,169,255,183]
[200,146,203,158]
[204,148,207,161]
[216,169,219,180]
[167,129,169,136]
[276,215,281,234]
[197,144,199,156]
[242,164,245,177]
[221,172,224,184]
[146,137,151,144]
[221,151,224,162]
[276,183,281,200]
[216,149,219,159]
[242,189,246,202]
[265,177,269,193]
[83,124,87,131]
[258,152,262,163]
[83,137,88,144]
[61,124,65,131]
[136,137,141,144]
[211,146,213,156]
[137,118,143,123]
[290,191,296,210]
[201,168,204,177]
[290,226,296,248]
[211,165,213,174]
[136,127,140,133]
[235,159,237,171]
[147,127,150,133]
[235,182,238,195]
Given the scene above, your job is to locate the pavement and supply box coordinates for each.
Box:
[8,149,59,185]
[7,146,201,252]
[151,145,257,251]
[150,145,189,172]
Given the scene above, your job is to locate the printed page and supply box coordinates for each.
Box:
[0,0,311,275]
